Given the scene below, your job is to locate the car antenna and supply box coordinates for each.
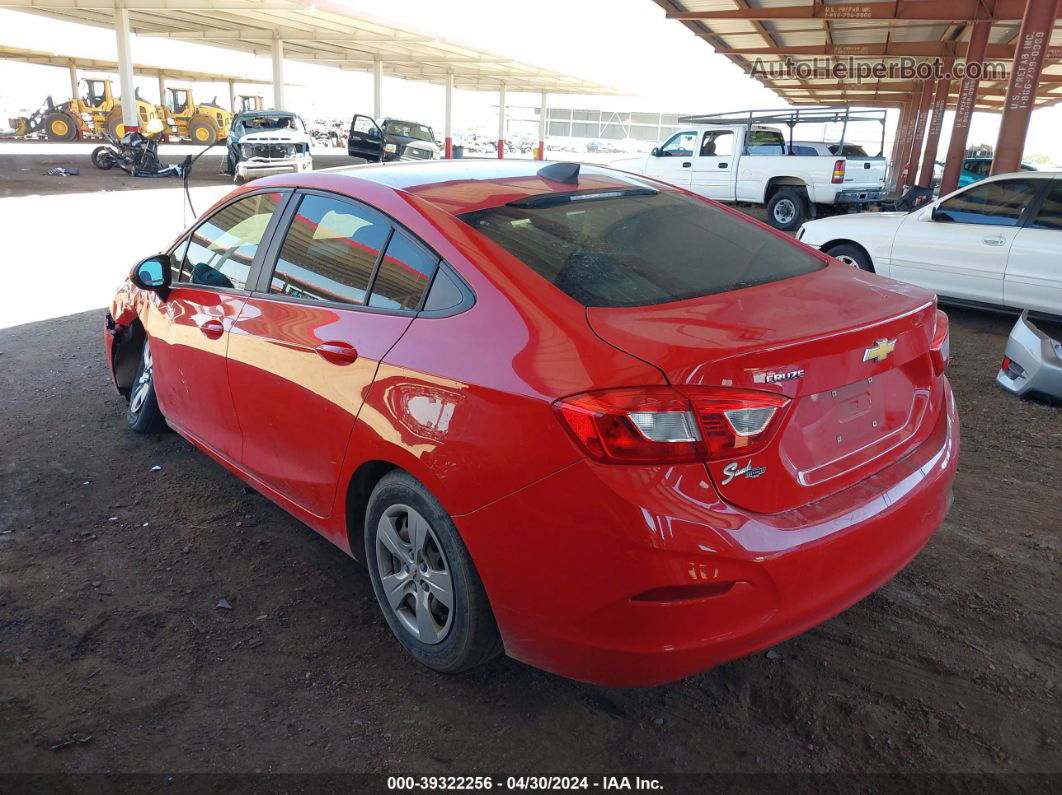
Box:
[537,162,579,184]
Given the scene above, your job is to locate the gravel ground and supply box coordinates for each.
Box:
[0,159,1060,780]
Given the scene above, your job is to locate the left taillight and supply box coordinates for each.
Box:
[930,309,950,375]
[553,386,789,465]
[831,159,846,184]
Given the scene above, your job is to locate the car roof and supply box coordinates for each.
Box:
[970,169,1058,182]
[298,159,655,215]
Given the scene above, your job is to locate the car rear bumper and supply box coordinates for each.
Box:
[456,380,958,687]
[996,311,1062,399]
[833,187,887,204]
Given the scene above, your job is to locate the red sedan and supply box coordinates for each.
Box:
[105,160,958,686]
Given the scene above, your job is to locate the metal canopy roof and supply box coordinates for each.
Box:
[654,0,1062,111]
[0,43,272,84]
[1,0,619,94]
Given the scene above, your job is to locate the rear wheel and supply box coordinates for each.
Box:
[365,471,502,674]
[104,112,128,140]
[44,112,77,142]
[127,338,167,433]
[188,117,218,145]
[766,188,807,231]
[825,242,874,272]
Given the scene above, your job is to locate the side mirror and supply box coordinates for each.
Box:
[650,147,661,157]
[131,254,170,293]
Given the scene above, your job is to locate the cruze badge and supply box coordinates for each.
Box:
[754,368,804,384]
[863,338,896,363]
[721,459,767,486]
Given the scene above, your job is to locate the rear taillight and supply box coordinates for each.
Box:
[930,309,950,375]
[684,388,789,459]
[1001,355,1025,379]
[831,159,846,184]
[554,386,788,465]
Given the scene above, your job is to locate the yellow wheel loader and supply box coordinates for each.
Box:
[236,94,264,112]
[158,87,232,144]
[8,78,158,141]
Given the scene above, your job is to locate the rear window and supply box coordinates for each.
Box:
[459,188,824,308]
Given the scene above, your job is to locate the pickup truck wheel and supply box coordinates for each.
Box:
[767,189,807,231]
[825,243,874,272]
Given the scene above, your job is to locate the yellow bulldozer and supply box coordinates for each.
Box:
[157,87,232,144]
[8,78,157,141]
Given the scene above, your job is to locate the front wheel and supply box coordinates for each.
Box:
[127,338,167,433]
[365,471,502,674]
[91,146,117,170]
[825,242,874,272]
[766,189,807,231]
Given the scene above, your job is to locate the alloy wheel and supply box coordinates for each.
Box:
[835,254,860,267]
[129,340,153,414]
[375,503,454,645]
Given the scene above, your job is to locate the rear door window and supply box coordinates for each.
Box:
[179,191,282,290]
[1031,182,1062,230]
[460,188,823,307]
[268,194,390,305]
[368,231,438,310]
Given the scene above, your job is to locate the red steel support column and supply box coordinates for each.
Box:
[901,81,934,189]
[917,59,953,187]
[991,0,1059,174]
[941,19,992,195]
[890,102,914,194]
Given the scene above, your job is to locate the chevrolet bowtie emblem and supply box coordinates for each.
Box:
[863,338,896,363]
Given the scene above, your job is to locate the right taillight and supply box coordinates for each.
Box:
[930,309,950,375]
[683,388,790,459]
[553,386,789,465]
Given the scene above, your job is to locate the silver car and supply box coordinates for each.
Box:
[997,311,1062,399]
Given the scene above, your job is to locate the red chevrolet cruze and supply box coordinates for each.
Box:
[105,160,958,686]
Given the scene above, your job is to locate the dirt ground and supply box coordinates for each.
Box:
[0,140,365,199]
[0,167,1060,781]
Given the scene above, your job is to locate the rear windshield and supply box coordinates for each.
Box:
[459,188,823,308]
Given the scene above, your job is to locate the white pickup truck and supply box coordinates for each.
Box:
[611,108,889,231]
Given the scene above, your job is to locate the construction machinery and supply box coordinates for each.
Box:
[157,87,231,144]
[236,94,264,113]
[8,77,157,141]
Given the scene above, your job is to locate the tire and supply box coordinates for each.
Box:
[91,146,117,170]
[188,117,218,145]
[105,112,126,140]
[825,242,874,272]
[766,188,807,231]
[44,112,77,142]
[365,471,502,674]
[126,337,167,433]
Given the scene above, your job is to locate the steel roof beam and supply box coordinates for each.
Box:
[669,0,1038,22]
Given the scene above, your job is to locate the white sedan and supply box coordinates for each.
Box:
[798,171,1062,316]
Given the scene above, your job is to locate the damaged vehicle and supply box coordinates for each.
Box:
[348,114,439,162]
[998,311,1062,400]
[225,110,312,182]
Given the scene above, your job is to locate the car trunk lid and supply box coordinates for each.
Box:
[586,264,942,514]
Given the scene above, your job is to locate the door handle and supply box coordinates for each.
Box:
[982,235,1006,246]
[718,162,728,168]
[682,161,691,168]
[198,319,225,339]
[314,341,359,366]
